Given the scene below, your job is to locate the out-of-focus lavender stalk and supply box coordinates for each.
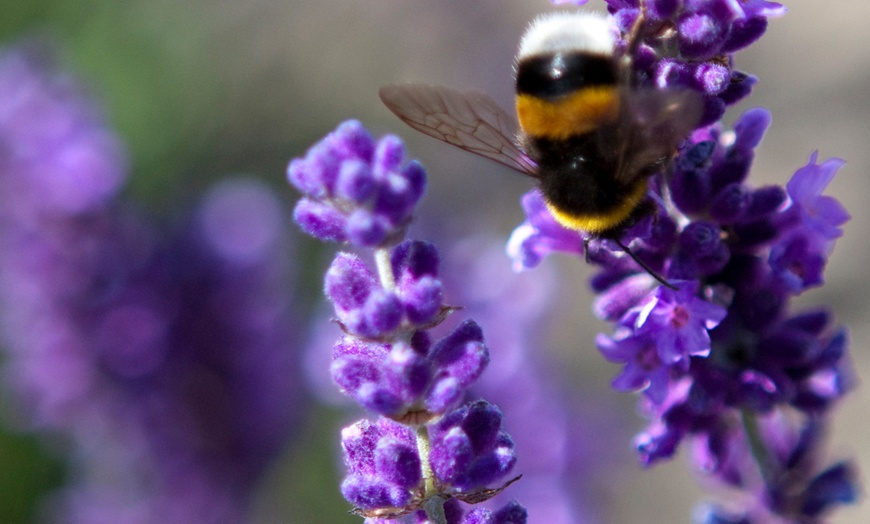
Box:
[0,45,303,523]
[288,121,526,523]
[507,1,858,521]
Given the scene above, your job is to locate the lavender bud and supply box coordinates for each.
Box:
[430,401,517,492]
[288,120,426,247]
[340,418,420,510]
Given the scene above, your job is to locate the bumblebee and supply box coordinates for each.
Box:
[379,11,701,286]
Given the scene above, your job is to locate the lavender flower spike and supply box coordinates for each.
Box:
[290,120,524,522]
[0,43,302,521]
[507,4,857,521]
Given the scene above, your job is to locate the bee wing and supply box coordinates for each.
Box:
[613,89,704,184]
[379,83,538,177]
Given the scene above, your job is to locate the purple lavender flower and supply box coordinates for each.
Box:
[0,46,303,521]
[454,500,528,524]
[0,45,127,221]
[690,414,857,523]
[594,278,726,406]
[27,179,301,524]
[331,320,489,423]
[290,121,524,521]
[592,118,853,517]
[365,498,527,524]
[506,5,857,519]
[325,241,444,339]
[768,153,850,292]
[341,418,423,511]
[288,120,426,247]
[600,0,784,125]
[506,190,584,272]
[392,240,445,326]
[597,330,671,403]
[428,401,517,493]
[632,281,726,364]
[341,404,519,522]
[311,232,630,522]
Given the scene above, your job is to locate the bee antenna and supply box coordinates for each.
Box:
[614,238,678,290]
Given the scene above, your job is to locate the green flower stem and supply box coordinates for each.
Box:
[378,246,444,522]
[416,425,447,524]
[741,409,777,486]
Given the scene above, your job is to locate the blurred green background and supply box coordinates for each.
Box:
[1,1,868,522]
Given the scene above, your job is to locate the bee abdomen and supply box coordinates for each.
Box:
[516,52,619,140]
[533,136,649,235]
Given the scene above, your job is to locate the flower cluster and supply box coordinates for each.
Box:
[0,46,302,522]
[603,0,786,125]
[326,241,446,341]
[288,122,524,523]
[289,119,425,247]
[508,1,858,522]
[305,231,632,523]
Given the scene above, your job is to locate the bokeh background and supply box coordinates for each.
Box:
[0,0,867,522]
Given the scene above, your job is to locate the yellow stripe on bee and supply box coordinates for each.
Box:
[516,87,619,140]
[545,180,648,234]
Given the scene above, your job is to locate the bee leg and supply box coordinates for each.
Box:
[583,237,591,264]
[614,238,678,290]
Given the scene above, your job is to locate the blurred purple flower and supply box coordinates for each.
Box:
[0,45,127,221]
[0,46,303,523]
[506,190,584,272]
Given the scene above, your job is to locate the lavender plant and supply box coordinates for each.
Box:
[0,46,302,522]
[302,232,631,523]
[288,121,526,523]
[508,0,858,521]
